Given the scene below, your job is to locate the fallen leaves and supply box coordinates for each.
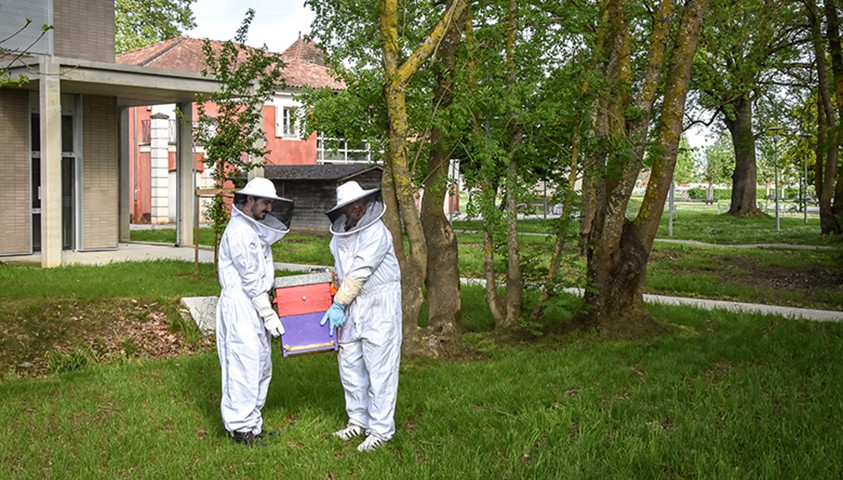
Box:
[3,298,213,378]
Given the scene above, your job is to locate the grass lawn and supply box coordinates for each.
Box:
[1,300,841,478]
[454,209,836,246]
[129,212,843,310]
[0,212,835,476]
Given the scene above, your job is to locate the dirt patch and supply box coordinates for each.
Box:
[648,249,843,309]
[1,298,212,379]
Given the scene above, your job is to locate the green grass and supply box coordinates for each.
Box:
[128,213,842,311]
[3,215,843,476]
[655,210,832,245]
[273,233,333,266]
[1,303,842,478]
[131,226,217,246]
[130,228,335,266]
[0,261,220,301]
[0,261,221,379]
[453,207,837,246]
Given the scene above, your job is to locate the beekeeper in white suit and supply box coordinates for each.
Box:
[216,177,293,447]
[320,181,402,452]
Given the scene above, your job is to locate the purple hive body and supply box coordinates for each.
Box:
[279,312,337,357]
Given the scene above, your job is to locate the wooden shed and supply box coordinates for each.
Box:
[265,164,383,233]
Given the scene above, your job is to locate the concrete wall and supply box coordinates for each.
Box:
[54,0,115,62]
[81,95,118,249]
[0,90,32,255]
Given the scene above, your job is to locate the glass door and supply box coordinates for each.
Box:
[30,113,76,251]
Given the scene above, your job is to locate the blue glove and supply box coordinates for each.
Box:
[320,302,346,337]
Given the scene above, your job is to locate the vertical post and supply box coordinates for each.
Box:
[803,156,808,224]
[177,102,195,247]
[767,127,784,232]
[40,57,62,267]
[668,179,675,237]
[543,180,547,220]
[194,189,200,276]
[118,107,131,242]
[773,133,780,232]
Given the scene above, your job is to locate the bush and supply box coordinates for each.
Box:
[686,188,733,201]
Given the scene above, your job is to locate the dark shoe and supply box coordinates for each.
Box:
[232,431,266,447]
[255,429,279,439]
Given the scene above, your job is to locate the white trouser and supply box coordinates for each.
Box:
[217,293,273,435]
[337,282,402,439]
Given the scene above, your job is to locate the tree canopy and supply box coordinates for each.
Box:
[115,0,196,53]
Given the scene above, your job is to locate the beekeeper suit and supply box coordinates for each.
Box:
[320,181,402,452]
[216,177,293,446]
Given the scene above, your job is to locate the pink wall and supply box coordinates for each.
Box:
[127,102,317,224]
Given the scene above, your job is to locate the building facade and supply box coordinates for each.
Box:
[1,0,219,266]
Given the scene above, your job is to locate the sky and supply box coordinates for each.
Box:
[185,0,315,54]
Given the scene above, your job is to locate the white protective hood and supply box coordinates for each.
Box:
[327,195,386,237]
[231,201,291,245]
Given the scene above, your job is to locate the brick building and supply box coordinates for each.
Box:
[0,0,220,266]
[116,37,370,226]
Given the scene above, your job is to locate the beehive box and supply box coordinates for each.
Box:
[273,271,337,357]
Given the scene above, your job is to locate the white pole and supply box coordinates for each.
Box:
[668,180,674,237]
[804,155,808,224]
[774,150,780,232]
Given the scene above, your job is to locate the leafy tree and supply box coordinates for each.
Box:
[697,134,735,201]
[419,0,469,334]
[377,0,470,354]
[576,0,710,335]
[690,0,804,216]
[457,0,587,329]
[804,0,843,234]
[304,0,469,356]
[1,18,52,86]
[115,0,196,53]
[191,9,283,267]
[674,136,697,186]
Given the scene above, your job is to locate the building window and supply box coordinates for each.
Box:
[276,106,298,138]
[316,136,374,164]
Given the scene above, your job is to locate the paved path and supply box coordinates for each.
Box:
[654,238,835,250]
[460,281,843,323]
[4,242,840,323]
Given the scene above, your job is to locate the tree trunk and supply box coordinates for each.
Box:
[805,0,843,235]
[482,202,505,322]
[529,132,581,323]
[724,97,762,216]
[419,0,466,347]
[501,156,523,329]
[379,0,470,357]
[578,221,657,336]
[822,0,843,233]
[498,0,523,329]
[577,0,709,336]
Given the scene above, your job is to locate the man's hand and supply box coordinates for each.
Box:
[320,303,346,337]
[263,315,285,337]
[252,293,285,337]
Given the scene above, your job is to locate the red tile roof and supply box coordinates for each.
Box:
[117,36,344,91]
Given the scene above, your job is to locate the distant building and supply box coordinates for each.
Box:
[117,36,375,225]
[0,0,219,266]
[265,164,383,232]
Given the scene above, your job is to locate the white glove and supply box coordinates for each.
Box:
[251,293,285,337]
[263,315,285,337]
